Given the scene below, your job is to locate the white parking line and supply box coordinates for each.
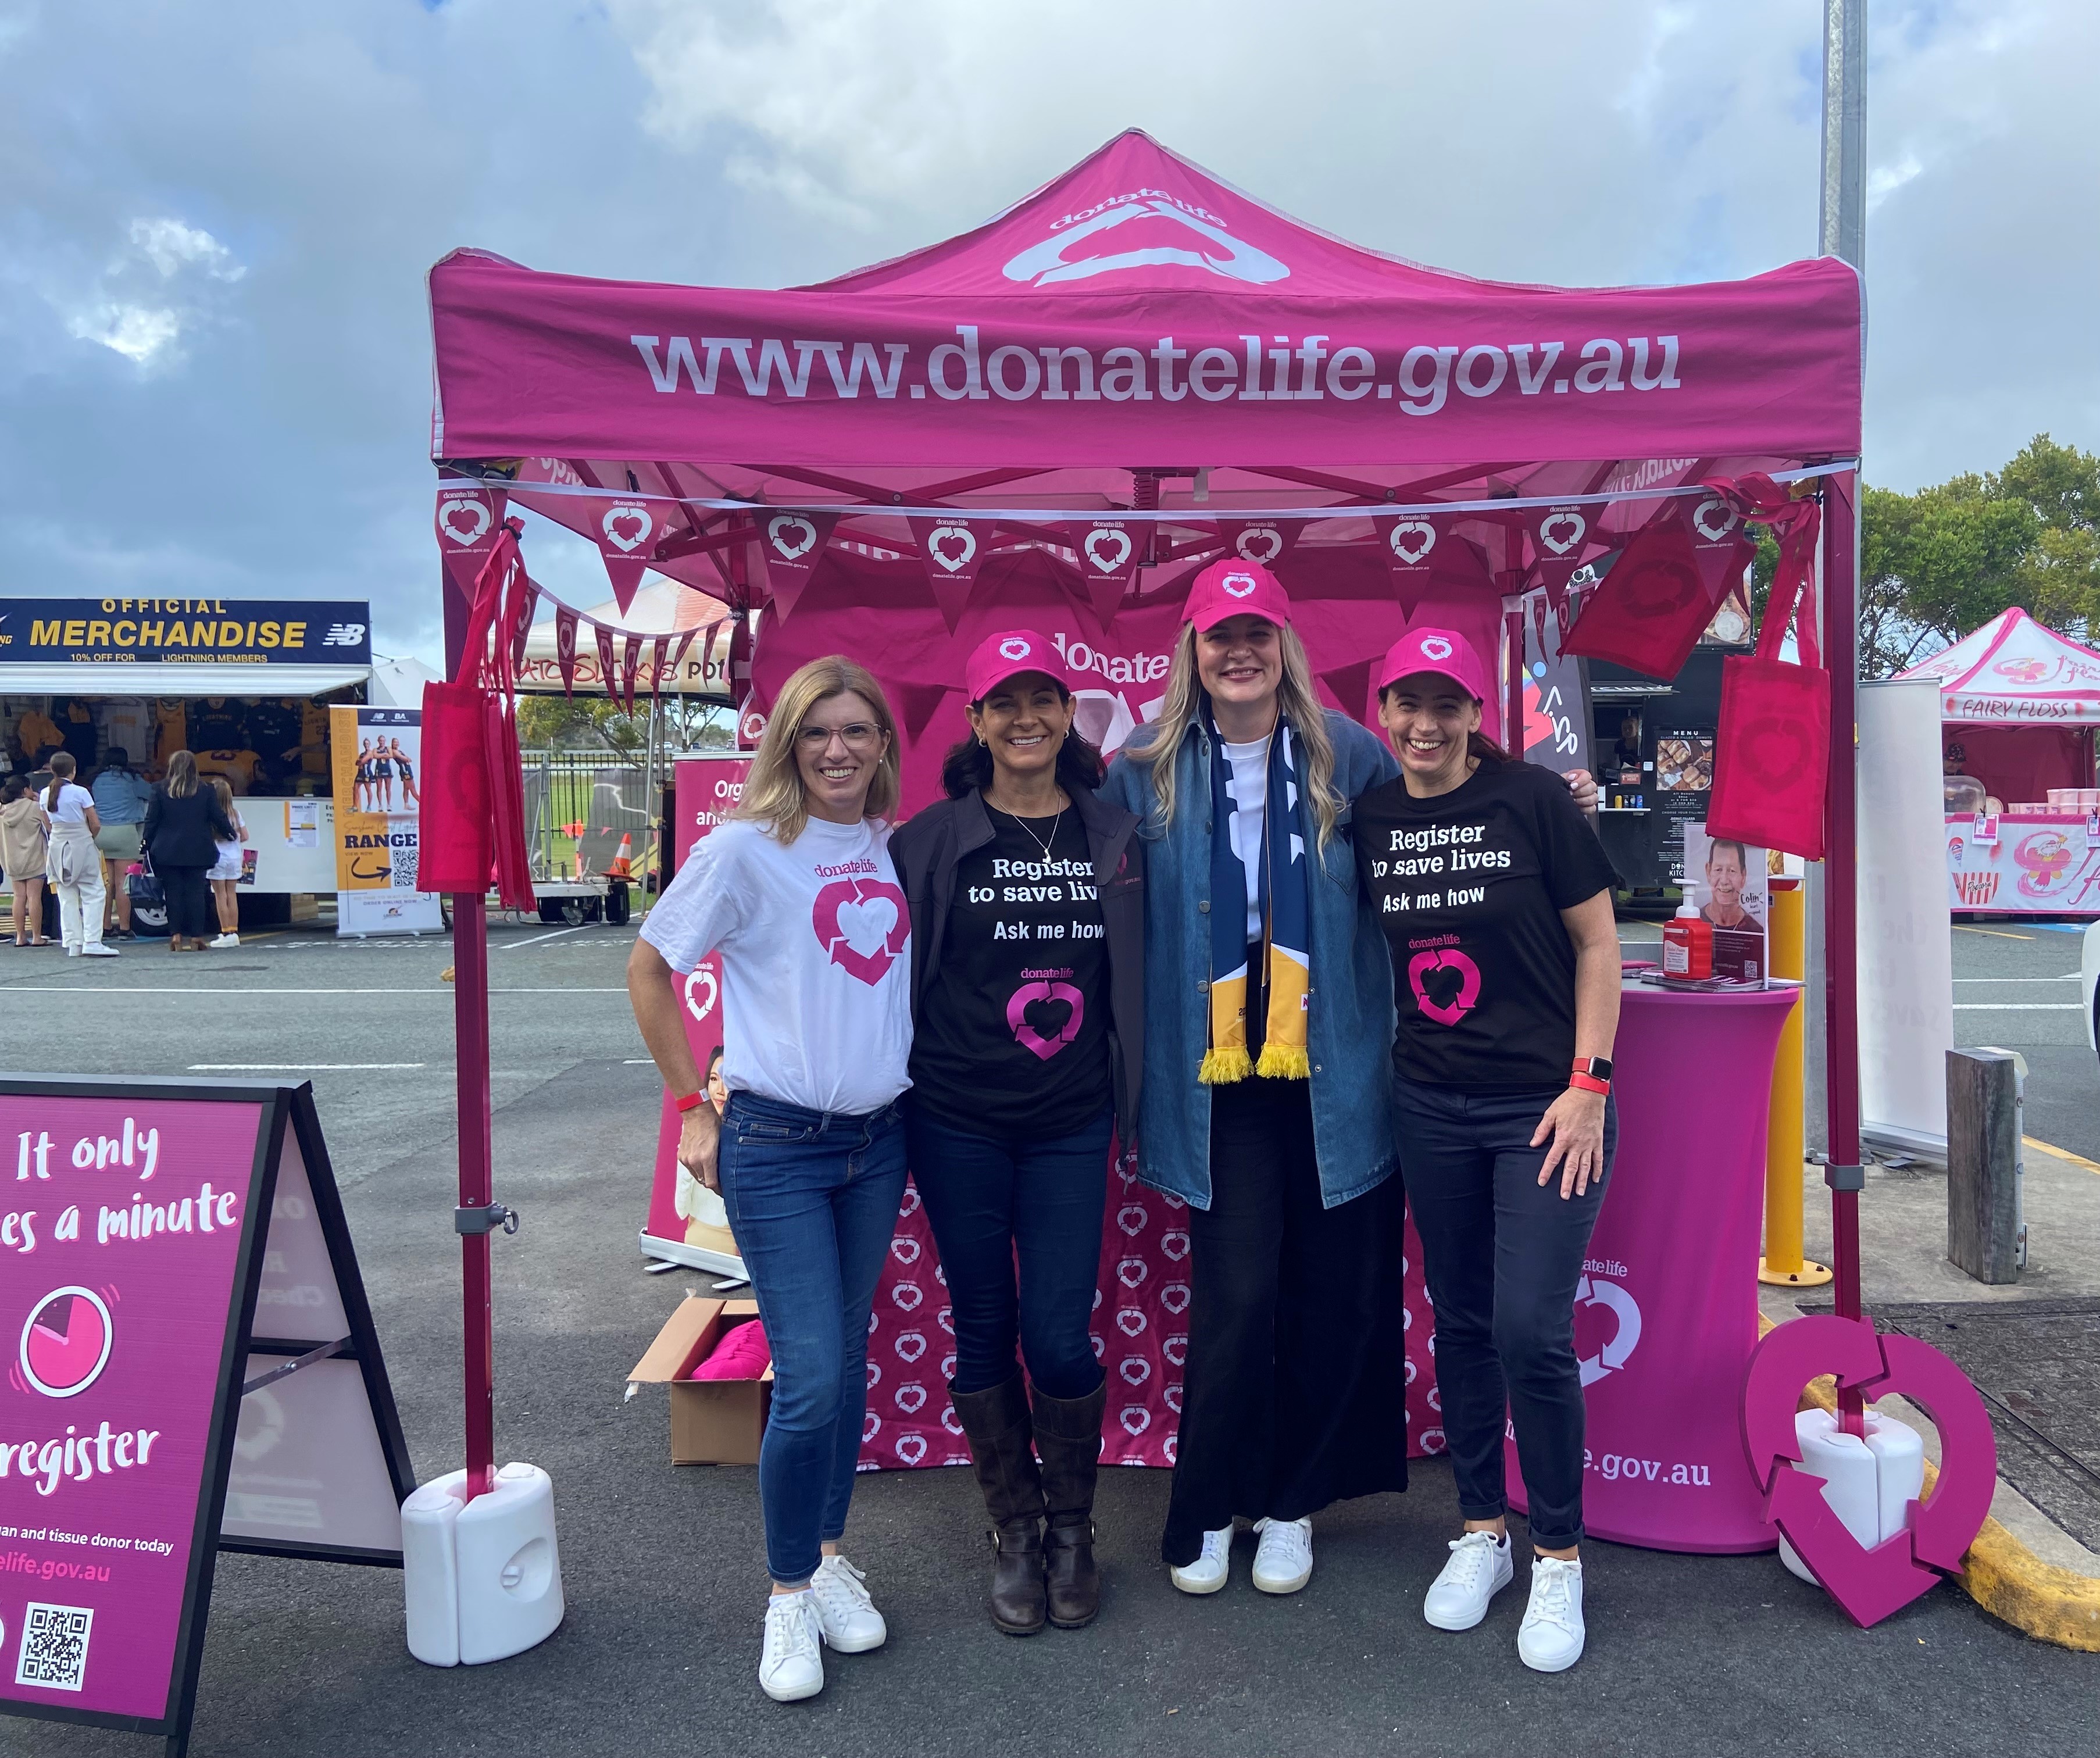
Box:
[190,1063,428,1071]
[502,926,597,950]
[1951,1003,2083,1011]
[1951,975,2077,983]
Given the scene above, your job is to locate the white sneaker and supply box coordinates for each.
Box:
[809,1554,886,1653]
[1169,1525,1233,1595]
[209,932,240,948]
[81,944,120,958]
[1424,1530,1514,1631]
[758,1591,824,1702]
[1517,1556,1586,1673]
[1250,1517,1313,1594]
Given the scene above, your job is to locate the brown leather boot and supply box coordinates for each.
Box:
[948,1377,1046,1635]
[1031,1379,1106,1629]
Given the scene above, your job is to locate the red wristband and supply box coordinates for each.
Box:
[1568,1072,1610,1095]
[673,1089,708,1113]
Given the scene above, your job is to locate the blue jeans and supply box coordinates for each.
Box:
[717,1090,908,1584]
[904,1103,1114,1400]
[1394,1082,1616,1550]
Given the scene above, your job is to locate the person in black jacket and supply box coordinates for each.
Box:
[143,750,237,952]
[888,630,1144,1638]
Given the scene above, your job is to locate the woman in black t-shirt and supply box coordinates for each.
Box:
[889,630,1144,1639]
[1352,627,1622,1677]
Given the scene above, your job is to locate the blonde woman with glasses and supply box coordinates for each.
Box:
[628,656,912,1705]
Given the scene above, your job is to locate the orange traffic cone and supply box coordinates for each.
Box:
[607,832,634,879]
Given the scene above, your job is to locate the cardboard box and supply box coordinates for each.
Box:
[627,1297,773,1466]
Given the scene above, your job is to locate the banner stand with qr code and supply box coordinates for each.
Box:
[0,1077,413,1757]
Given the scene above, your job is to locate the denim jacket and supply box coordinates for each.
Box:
[1102,709,1401,1211]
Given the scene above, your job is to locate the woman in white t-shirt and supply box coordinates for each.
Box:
[38,753,119,958]
[628,656,912,1706]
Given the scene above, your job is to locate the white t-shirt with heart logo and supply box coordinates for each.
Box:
[640,814,913,1117]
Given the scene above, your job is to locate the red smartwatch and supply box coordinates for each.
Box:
[1569,1056,1613,1096]
[673,1089,709,1113]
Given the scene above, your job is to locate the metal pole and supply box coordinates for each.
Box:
[452,892,497,1499]
[1806,0,1867,1155]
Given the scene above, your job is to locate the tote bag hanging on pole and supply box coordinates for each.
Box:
[1562,506,1751,681]
[1706,481,1829,860]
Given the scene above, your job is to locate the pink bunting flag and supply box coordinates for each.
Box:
[620,634,644,713]
[588,495,670,616]
[906,516,990,631]
[1526,503,1594,610]
[754,509,841,621]
[554,604,580,698]
[1681,491,1758,603]
[1215,518,1304,572]
[594,623,617,696]
[509,574,538,677]
[1062,518,1142,627]
[1372,512,1449,620]
[434,484,508,598]
[650,635,672,698]
[1531,593,1551,662]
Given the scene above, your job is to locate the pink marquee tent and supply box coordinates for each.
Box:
[424,130,1871,1482]
[1897,605,2100,724]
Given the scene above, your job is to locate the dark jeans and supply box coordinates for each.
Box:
[1395,1082,1617,1550]
[716,1089,908,1585]
[161,864,212,939]
[904,1102,1112,1400]
[1162,1073,1406,1566]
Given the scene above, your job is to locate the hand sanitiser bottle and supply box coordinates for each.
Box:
[1662,899,1713,980]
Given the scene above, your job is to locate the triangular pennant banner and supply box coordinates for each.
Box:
[1531,594,1551,663]
[1315,657,1377,726]
[621,634,644,713]
[588,495,672,616]
[755,510,841,621]
[554,605,580,698]
[1526,503,1594,611]
[906,517,989,632]
[1216,518,1305,572]
[669,626,700,688]
[434,485,508,598]
[649,635,672,698]
[594,624,617,698]
[1681,491,1758,605]
[509,576,538,678]
[1063,519,1142,627]
[891,681,953,745]
[1372,512,1445,619]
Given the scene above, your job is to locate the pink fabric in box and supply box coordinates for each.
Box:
[690,1318,772,1381]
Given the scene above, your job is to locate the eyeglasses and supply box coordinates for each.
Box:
[795,721,883,752]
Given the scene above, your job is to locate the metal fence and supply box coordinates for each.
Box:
[520,751,660,882]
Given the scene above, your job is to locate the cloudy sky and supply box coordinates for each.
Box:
[2,0,2093,663]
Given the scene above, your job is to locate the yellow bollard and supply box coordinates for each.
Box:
[1759,881,1833,1287]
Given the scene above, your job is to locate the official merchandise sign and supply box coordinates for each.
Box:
[330,706,444,937]
[0,1080,410,1755]
[0,601,370,667]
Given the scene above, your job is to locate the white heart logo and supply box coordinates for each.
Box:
[1419,636,1453,662]
[1163,1334,1188,1367]
[1427,1385,1442,1412]
[1117,1205,1147,1237]
[1161,1230,1190,1263]
[894,1432,926,1465]
[1119,1406,1151,1436]
[889,1235,920,1266]
[1419,1427,1446,1455]
[1163,1434,1178,1464]
[1115,1308,1146,1338]
[1539,509,1586,556]
[1119,1357,1151,1387]
[863,1411,881,1442]
[894,1330,927,1363]
[1220,571,1260,599]
[740,708,767,742]
[1083,525,1133,575]
[601,502,652,554]
[1235,526,1283,564]
[681,965,717,1024]
[1090,1335,1105,1359]
[438,496,491,546]
[1160,1282,1191,1315]
[941,1406,963,1436]
[1164,1384,1183,1413]
[895,1382,927,1414]
[999,636,1031,662]
[1116,1257,1147,1289]
[928,524,976,573]
[866,1361,881,1388]
[891,1281,923,1312]
[1403,1356,1416,1386]
[834,896,898,959]
[1692,496,1739,544]
[898,1185,920,1219]
[1388,520,1437,566]
[936,1305,955,1334]
[767,513,817,560]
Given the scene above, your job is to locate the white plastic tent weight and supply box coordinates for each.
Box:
[402,1463,565,1666]
[1778,1406,1927,1587]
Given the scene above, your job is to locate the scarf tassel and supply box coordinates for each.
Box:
[1255,1042,1310,1080]
[1198,1046,1256,1085]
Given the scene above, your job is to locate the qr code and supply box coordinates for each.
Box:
[392,843,419,891]
[15,1601,92,1692]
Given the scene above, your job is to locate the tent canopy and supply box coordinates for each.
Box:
[428,129,1860,600]
[1896,606,2100,725]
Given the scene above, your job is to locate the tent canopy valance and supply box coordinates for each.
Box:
[1895,606,2100,726]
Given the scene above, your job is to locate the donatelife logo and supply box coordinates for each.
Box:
[1002,192,1290,288]
[1574,1268,1642,1387]
[19,1287,114,1399]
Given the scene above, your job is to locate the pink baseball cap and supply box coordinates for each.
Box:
[965,629,1066,703]
[1182,557,1291,631]
[1377,627,1490,703]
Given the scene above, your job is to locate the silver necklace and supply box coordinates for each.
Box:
[990,798,1065,862]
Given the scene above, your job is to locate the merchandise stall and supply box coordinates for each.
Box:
[0,598,372,926]
[424,133,1872,1527]
[1894,606,2100,914]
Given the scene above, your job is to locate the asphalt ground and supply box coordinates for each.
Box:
[3,921,2096,1757]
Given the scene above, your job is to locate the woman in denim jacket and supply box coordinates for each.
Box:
[1102,559,1406,1598]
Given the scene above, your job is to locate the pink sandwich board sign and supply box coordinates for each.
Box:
[0,1078,412,1757]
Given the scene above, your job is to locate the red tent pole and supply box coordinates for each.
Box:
[1503,602,1524,754]
[452,892,497,1498]
[1822,473,1867,1435]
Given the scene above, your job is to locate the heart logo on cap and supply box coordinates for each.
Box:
[1389,520,1437,565]
[1235,526,1283,564]
[1540,510,1586,556]
[1419,636,1454,662]
[928,524,976,573]
[439,496,491,546]
[998,635,1031,662]
[1221,571,1260,599]
[601,503,652,553]
[767,513,817,560]
[1692,497,1740,544]
[1083,526,1133,575]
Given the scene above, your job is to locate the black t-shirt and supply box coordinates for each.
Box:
[908,807,1113,1139]
[1353,759,1617,1091]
